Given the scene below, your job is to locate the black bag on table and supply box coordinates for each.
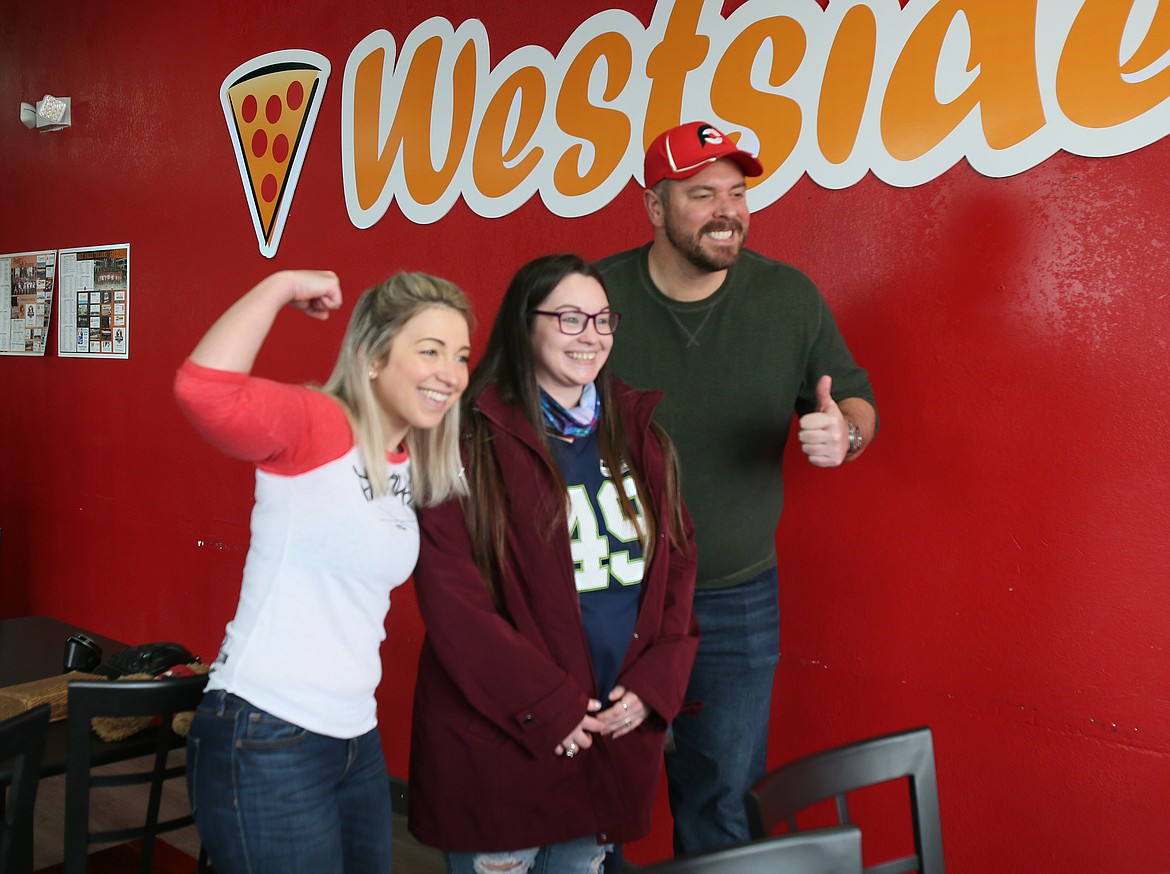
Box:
[93,641,200,679]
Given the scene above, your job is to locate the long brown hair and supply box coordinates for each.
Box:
[461,254,686,610]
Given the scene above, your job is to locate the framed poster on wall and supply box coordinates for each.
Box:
[0,249,57,356]
[57,243,130,359]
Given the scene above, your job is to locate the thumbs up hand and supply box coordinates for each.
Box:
[797,375,849,467]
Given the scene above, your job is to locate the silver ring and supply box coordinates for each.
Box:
[622,701,629,711]
[565,748,575,758]
[624,717,632,727]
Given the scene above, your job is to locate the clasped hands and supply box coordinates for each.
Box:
[555,685,647,758]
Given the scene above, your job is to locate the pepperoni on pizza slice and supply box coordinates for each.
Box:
[221,50,331,259]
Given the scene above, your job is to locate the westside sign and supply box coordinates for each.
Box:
[335,0,1170,228]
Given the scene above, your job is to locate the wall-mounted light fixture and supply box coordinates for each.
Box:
[19,95,71,131]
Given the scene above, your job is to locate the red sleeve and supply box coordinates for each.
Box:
[173,359,354,475]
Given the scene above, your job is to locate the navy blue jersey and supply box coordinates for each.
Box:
[548,429,645,700]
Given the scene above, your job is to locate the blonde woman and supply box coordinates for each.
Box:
[174,269,472,874]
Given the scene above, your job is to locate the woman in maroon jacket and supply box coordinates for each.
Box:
[408,254,699,873]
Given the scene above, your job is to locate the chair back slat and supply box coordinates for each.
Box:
[640,825,863,874]
[835,793,851,825]
[63,674,208,874]
[866,858,919,874]
[745,726,945,874]
[0,704,52,874]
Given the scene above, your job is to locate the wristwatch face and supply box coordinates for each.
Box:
[848,421,862,453]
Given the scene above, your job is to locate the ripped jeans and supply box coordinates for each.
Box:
[444,835,612,874]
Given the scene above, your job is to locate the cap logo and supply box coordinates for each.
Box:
[664,123,728,175]
[696,124,724,147]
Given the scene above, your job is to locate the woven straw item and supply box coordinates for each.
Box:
[0,671,104,722]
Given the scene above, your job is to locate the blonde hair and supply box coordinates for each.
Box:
[321,272,473,507]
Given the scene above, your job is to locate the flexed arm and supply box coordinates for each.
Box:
[189,270,342,373]
[176,270,349,465]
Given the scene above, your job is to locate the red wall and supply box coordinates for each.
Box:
[3,2,1169,871]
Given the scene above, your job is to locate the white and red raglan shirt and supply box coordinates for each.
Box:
[174,359,418,739]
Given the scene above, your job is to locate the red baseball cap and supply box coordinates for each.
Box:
[643,121,763,188]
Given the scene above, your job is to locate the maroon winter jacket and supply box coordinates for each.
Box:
[408,380,699,851]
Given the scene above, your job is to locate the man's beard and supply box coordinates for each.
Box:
[665,218,747,273]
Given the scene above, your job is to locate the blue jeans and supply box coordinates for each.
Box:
[444,835,611,873]
[666,567,780,854]
[187,690,393,874]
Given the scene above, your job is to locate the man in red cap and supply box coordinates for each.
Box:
[597,121,878,855]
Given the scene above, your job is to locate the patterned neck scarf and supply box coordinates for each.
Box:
[540,383,599,439]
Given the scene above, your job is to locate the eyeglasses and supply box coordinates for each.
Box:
[531,309,622,335]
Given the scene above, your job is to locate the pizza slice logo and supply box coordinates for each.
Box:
[220,50,330,259]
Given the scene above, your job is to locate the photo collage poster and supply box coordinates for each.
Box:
[0,250,57,356]
[57,244,131,359]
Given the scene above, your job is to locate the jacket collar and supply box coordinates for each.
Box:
[471,382,538,445]
[472,380,662,445]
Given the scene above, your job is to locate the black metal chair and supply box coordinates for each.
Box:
[745,726,945,874]
[639,826,862,873]
[0,704,52,874]
[64,674,209,874]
